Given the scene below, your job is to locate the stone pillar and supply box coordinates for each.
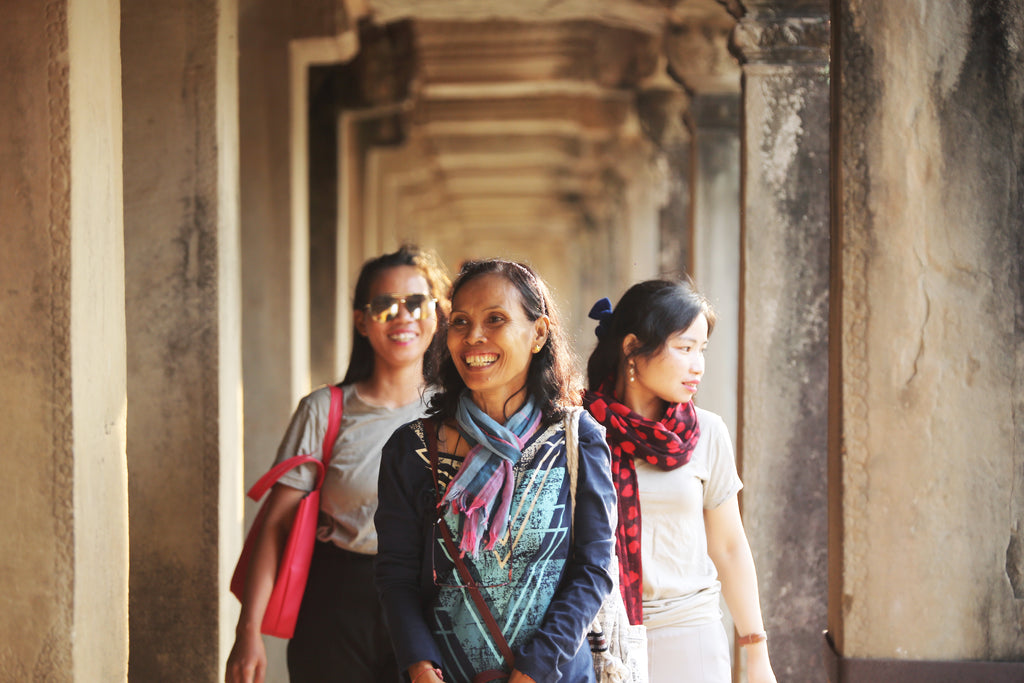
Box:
[239,3,362,680]
[239,0,362,481]
[622,138,665,283]
[121,0,242,680]
[663,7,743,438]
[240,0,312,493]
[635,85,692,279]
[308,65,341,387]
[689,92,741,439]
[732,3,831,680]
[830,1,1024,678]
[0,0,129,680]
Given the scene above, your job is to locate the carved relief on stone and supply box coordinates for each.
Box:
[731,10,830,65]
[414,20,659,89]
[663,1,741,94]
[367,0,667,34]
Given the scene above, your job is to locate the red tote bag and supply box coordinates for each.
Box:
[230,385,343,639]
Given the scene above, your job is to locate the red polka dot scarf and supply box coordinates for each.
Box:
[584,386,700,626]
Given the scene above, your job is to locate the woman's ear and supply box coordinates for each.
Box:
[354,309,368,337]
[533,315,551,350]
[621,333,639,358]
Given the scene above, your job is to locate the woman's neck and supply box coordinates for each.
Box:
[469,388,526,425]
[615,372,665,421]
[356,361,424,409]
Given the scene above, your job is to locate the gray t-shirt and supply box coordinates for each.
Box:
[273,383,432,554]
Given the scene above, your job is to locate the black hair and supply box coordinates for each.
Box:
[428,259,581,425]
[340,244,451,386]
[586,278,716,390]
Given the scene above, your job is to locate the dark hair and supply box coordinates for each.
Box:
[586,278,716,389]
[340,244,451,386]
[428,259,581,425]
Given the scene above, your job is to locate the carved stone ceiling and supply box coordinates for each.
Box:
[368,0,673,33]
[353,1,739,241]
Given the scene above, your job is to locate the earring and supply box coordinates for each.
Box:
[533,344,542,353]
[628,360,637,383]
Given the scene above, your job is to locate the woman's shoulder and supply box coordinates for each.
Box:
[695,405,727,434]
[381,418,430,468]
[387,415,433,449]
[569,409,611,463]
[291,384,337,418]
[693,406,736,464]
[575,407,606,439]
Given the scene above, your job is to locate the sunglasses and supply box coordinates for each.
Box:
[363,293,437,324]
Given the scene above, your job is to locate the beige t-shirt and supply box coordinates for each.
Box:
[273,383,432,555]
[635,407,742,629]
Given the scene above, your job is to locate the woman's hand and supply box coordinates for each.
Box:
[744,642,776,683]
[508,670,537,683]
[224,626,265,683]
[706,497,776,683]
[227,484,306,683]
[407,661,443,683]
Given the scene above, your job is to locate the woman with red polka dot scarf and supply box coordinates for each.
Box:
[584,279,776,683]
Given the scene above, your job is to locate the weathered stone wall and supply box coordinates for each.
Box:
[0,4,75,677]
[733,3,832,679]
[1,0,129,680]
[836,0,1024,662]
[122,0,241,680]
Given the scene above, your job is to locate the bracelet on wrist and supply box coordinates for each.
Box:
[411,666,443,683]
[737,631,767,647]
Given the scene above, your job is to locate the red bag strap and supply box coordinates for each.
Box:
[246,456,321,501]
[247,385,345,501]
[322,385,344,466]
[424,420,516,671]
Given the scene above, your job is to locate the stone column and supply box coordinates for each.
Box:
[621,136,665,283]
[309,65,341,387]
[0,0,128,680]
[239,3,362,680]
[830,1,1024,678]
[732,3,831,680]
[664,7,743,438]
[121,0,242,679]
[635,85,692,280]
[239,0,299,504]
[689,93,741,438]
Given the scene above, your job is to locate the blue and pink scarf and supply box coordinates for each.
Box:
[441,392,543,556]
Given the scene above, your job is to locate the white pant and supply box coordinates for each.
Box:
[647,620,732,683]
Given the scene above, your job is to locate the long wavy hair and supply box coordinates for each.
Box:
[340,245,451,386]
[428,259,581,426]
[586,278,716,390]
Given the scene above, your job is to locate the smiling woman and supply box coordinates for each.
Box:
[354,266,441,392]
[375,258,617,683]
[429,260,575,428]
[445,272,549,421]
[226,245,450,683]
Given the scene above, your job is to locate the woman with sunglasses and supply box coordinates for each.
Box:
[375,259,616,683]
[584,280,775,683]
[227,245,450,683]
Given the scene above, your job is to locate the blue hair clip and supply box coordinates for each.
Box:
[588,297,614,338]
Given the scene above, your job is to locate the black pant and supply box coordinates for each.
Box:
[287,541,400,682]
